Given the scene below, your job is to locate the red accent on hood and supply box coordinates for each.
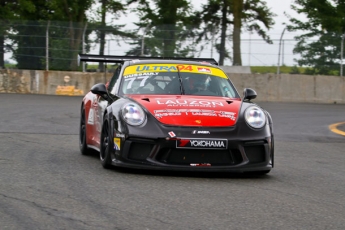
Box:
[128,95,242,127]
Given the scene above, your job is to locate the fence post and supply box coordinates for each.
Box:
[141,25,150,56]
[82,23,88,72]
[46,21,50,71]
[341,34,344,77]
[277,27,286,74]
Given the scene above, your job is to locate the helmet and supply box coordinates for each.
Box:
[187,74,210,91]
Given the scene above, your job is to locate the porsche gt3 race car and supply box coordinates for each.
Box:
[78,54,274,174]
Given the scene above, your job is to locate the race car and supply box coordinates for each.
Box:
[78,54,274,174]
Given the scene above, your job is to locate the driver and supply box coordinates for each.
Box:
[184,74,210,94]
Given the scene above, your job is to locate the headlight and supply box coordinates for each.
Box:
[122,103,146,126]
[244,106,266,129]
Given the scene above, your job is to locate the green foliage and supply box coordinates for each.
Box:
[4,0,94,71]
[243,0,276,43]
[289,65,300,74]
[7,0,54,70]
[127,0,197,57]
[288,0,345,76]
[89,0,134,71]
[196,0,275,66]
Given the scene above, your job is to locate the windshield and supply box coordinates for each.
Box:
[120,64,239,98]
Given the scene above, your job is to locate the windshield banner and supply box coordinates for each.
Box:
[123,64,227,78]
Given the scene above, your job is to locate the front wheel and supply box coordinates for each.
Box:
[100,118,113,169]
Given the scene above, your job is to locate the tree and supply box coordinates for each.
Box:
[90,0,134,71]
[8,0,52,70]
[4,0,94,71]
[50,0,94,70]
[193,0,230,64]
[0,0,34,68]
[197,0,275,66]
[0,1,19,68]
[235,0,275,65]
[127,0,198,57]
[288,0,345,75]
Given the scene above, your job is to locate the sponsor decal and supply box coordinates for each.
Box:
[197,67,212,73]
[192,130,210,134]
[124,72,158,78]
[153,109,236,120]
[168,131,176,138]
[218,111,236,121]
[136,65,177,72]
[176,65,193,71]
[154,110,181,119]
[176,138,227,149]
[190,163,211,167]
[156,99,224,107]
[134,65,193,72]
[123,64,228,78]
[114,138,121,150]
[87,108,94,125]
[115,133,125,138]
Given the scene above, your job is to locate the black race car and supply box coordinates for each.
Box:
[79,54,274,174]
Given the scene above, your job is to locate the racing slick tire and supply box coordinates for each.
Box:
[79,106,93,155]
[100,117,113,169]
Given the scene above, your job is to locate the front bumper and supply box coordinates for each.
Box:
[111,135,273,173]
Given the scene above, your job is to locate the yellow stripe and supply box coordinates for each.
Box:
[329,121,345,136]
[123,64,227,78]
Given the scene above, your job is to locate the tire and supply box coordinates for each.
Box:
[79,106,93,155]
[100,118,113,169]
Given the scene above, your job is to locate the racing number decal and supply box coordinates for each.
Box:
[177,65,193,71]
[124,76,150,89]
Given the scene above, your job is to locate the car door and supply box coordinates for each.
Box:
[93,65,123,147]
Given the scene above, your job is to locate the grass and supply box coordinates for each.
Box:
[250,66,306,74]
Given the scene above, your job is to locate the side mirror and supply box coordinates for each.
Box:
[243,88,257,101]
[91,83,108,99]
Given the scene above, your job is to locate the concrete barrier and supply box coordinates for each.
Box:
[1,69,344,104]
[229,73,345,104]
[0,69,112,96]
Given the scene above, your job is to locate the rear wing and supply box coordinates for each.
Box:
[78,54,218,66]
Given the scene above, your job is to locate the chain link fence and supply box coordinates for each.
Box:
[3,20,341,72]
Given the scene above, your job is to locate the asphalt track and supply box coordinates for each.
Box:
[0,93,345,230]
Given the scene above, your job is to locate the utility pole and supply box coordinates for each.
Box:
[282,40,285,66]
[248,32,252,66]
[141,25,150,56]
[277,28,286,74]
[82,23,87,72]
[46,21,50,71]
[341,34,344,76]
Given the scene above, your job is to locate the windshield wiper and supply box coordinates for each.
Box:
[176,66,185,95]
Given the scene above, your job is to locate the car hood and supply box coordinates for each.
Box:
[128,95,242,127]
